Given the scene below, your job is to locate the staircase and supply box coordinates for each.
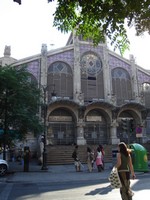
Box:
[46,145,113,165]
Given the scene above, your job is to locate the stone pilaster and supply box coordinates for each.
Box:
[76,106,86,145]
[103,44,114,104]
[73,30,82,104]
[130,55,139,102]
[110,120,120,144]
[76,119,86,145]
[141,126,147,143]
[40,44,48,87]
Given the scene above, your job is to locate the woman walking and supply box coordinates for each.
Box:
[95,146,103,172]
[72,145,81,172]
[86,147,94,172]
[115,142,135,200]
[99,144,105,170]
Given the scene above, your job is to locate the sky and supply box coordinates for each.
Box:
[0,0,149,70]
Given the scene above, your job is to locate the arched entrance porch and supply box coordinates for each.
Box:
[117,106,144,144]
[84,107,112,145]
[47,107,77,145]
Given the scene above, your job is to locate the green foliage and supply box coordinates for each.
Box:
[50,0,150,55]
[0,65,43,144]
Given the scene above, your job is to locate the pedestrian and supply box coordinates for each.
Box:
[99,144,105,170]
[95,146,103,172]
[115,142,135,200]
[86,147,94,172]
[72,145,81,172]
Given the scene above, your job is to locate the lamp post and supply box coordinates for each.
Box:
[3,90,8,160]
[41,84,56,170]
[41,86,48,170]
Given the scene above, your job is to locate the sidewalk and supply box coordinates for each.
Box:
[5,160,148,184]
[5,160,112,183]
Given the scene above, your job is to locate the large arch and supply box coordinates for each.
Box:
[117,106,143,144]
[47,104,77,145]
[84,104,112,145]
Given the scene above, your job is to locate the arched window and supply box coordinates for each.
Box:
[48,62,73,100]
[142,82,150,107]
[112,68,132,105]
[80,52,104,102]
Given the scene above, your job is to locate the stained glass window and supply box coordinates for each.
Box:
[112,68,132,105]
[48,62,72,74]
[48,61,73,100]
[81,53,102,76]
[112,68,130,80]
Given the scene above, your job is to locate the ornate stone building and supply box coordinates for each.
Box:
[1,33,150,155]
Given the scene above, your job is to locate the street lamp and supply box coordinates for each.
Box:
[41,84,56,170]
[3,90,8,160]
[41,86,48,170]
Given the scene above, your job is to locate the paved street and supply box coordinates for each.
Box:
[0,174,150,200]
[0,161,150,200]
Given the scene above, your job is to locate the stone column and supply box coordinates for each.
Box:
[141,110,148,143]
[76,106,86,145]
[73,30,83,104]
[103,44,114,104]
[130,54,139,102]
[40,44,48,87]
[40,44,48,151]
[110,120,120,144]
[141,126,147,143]
[76,119,86,145]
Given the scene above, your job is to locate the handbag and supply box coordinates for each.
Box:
[108,167,122,188]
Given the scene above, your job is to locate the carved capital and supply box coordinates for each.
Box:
[78,105,86,119]
[141,109,148,120]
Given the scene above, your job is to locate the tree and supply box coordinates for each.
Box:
[48,0,149,55]
[0,65,43,152]
[14,0,149,55]
[13,0,21,5]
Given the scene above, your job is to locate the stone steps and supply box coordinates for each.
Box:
[46,145,113,165]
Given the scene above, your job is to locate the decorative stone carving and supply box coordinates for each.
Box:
[75,91,84,105]
[4,45,11,57]
[129,54,135,62]
[139,92,145,104]
[111,119,118,127]
[111,93,116,105]
[41,44,47,56]
[141,109,148,120]
[112,108,119,120]
[78,105,86,119]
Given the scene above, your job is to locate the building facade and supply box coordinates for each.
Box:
[1,33,150,154]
